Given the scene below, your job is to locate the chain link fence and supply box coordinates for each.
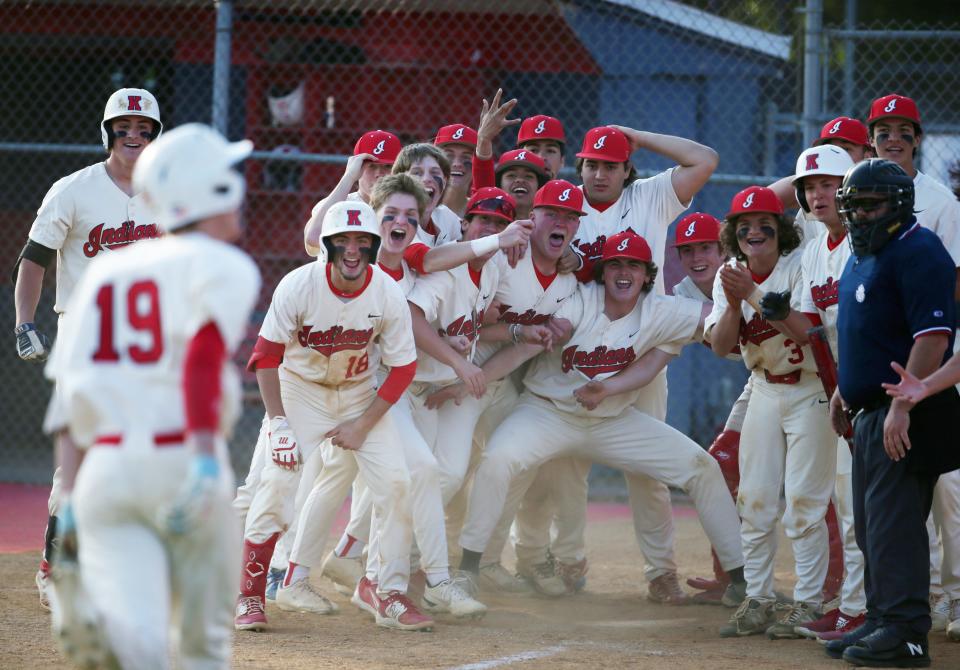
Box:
[2,1,958,496]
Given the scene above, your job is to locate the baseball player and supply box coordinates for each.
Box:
[706,186,838,638]
[435,123,479,217]
[492,150,549,220]
[516,114,566,179]
[567,123,720,603]
[236,201,430,633]
[786,145,868,640]
[308,179,531,609]
[43,123,260,669]
[392,143,463,246]
[303,129,401,253]
[13,87,163,609]
[425,180,586,596]
[239,128,401,597]
[456,231,746,597]
[866,93,960,634]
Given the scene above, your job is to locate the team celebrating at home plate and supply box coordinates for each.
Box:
[14,83,960,669]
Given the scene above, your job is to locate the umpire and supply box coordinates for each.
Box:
[827,158,960,667]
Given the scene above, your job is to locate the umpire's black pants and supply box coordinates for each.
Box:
[852,403,938,639]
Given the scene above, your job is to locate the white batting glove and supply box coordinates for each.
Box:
[269,416,300,471]
[15,322,51,362]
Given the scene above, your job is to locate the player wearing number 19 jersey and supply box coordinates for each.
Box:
[43,124,261,669]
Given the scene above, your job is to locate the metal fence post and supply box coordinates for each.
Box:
[212,0,233,135]
[802,0,823,146]
[842,0,857,117]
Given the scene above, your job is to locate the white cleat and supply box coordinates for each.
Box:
[423,574,488,619]
[275,578,339,615]
[478,563,533,595]
[320,550,364,597]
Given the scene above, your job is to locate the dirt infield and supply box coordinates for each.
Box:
[3,504,959,669]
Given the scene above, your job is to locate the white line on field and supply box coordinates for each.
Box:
[445,645,567,670]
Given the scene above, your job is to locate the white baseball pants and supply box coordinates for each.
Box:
[74,443,238,670]
[929,470,960,601]
[737,372,837,605]
[460,393,743,573]
[834,435,866,614]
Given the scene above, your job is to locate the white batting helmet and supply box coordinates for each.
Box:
[791,145,855,213]
[101,88,163,151]
[133,123,252,232]
[320,201,381,261]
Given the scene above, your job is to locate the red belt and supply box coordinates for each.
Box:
[93,430,186,447]
[764,369,802,385]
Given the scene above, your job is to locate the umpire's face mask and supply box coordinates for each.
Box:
[840,195,902,257]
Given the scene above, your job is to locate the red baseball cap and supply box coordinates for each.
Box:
[867,94,921,127]
[434,124,478,148]
[726,186,784,219]
[532,179,586,216]
[495,149,548,182]
[602,231,653,263]
[674,212,722,247]
[465,187,516,223]
[813,117,870,148]
[517,115,566,146]
[576,126,631,163]
[353,130,401,164]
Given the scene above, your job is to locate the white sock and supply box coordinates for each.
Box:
[283,562,310,587]
[335,533,365,559]
[425,568,450,588]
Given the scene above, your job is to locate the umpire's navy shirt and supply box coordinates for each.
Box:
[838,220,956,411]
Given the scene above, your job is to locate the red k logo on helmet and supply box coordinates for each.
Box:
[346,209,362,226]
[806,153,820,170]
[127,95,142,111]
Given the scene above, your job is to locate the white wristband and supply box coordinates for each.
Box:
[470,235,500,257]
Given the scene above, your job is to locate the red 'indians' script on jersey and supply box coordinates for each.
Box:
[739,313,779,346]
[810,276,839,311]
[297,325,374,356]
[84,221,161,257]
[560,345,635,378]
[439,312,484,340]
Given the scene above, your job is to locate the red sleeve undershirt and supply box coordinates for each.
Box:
[804,312,823,327]
[183,321,226,433]
[378,360,417,403]
[472,156,496,192]
[403,243,431,274]
[247,336,284,372]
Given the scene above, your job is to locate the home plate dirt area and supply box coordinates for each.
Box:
[2,492,958,669]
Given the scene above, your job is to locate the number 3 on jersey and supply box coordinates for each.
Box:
[783,338,804,365]
[92,280,164,363]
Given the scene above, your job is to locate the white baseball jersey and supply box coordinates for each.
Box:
[794,208,826,249]
[914,171,960,266]
[44,234,260,447]
[705,250,815,376]
[672,275,711,302]
[260,263,415,393]
[418,204,462,247]
[800,229,851,355]
[523,282,701,418]
[27,162,160,313]
[572,169,689,293]
[475,252,578,365]
[406,258,501,385]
